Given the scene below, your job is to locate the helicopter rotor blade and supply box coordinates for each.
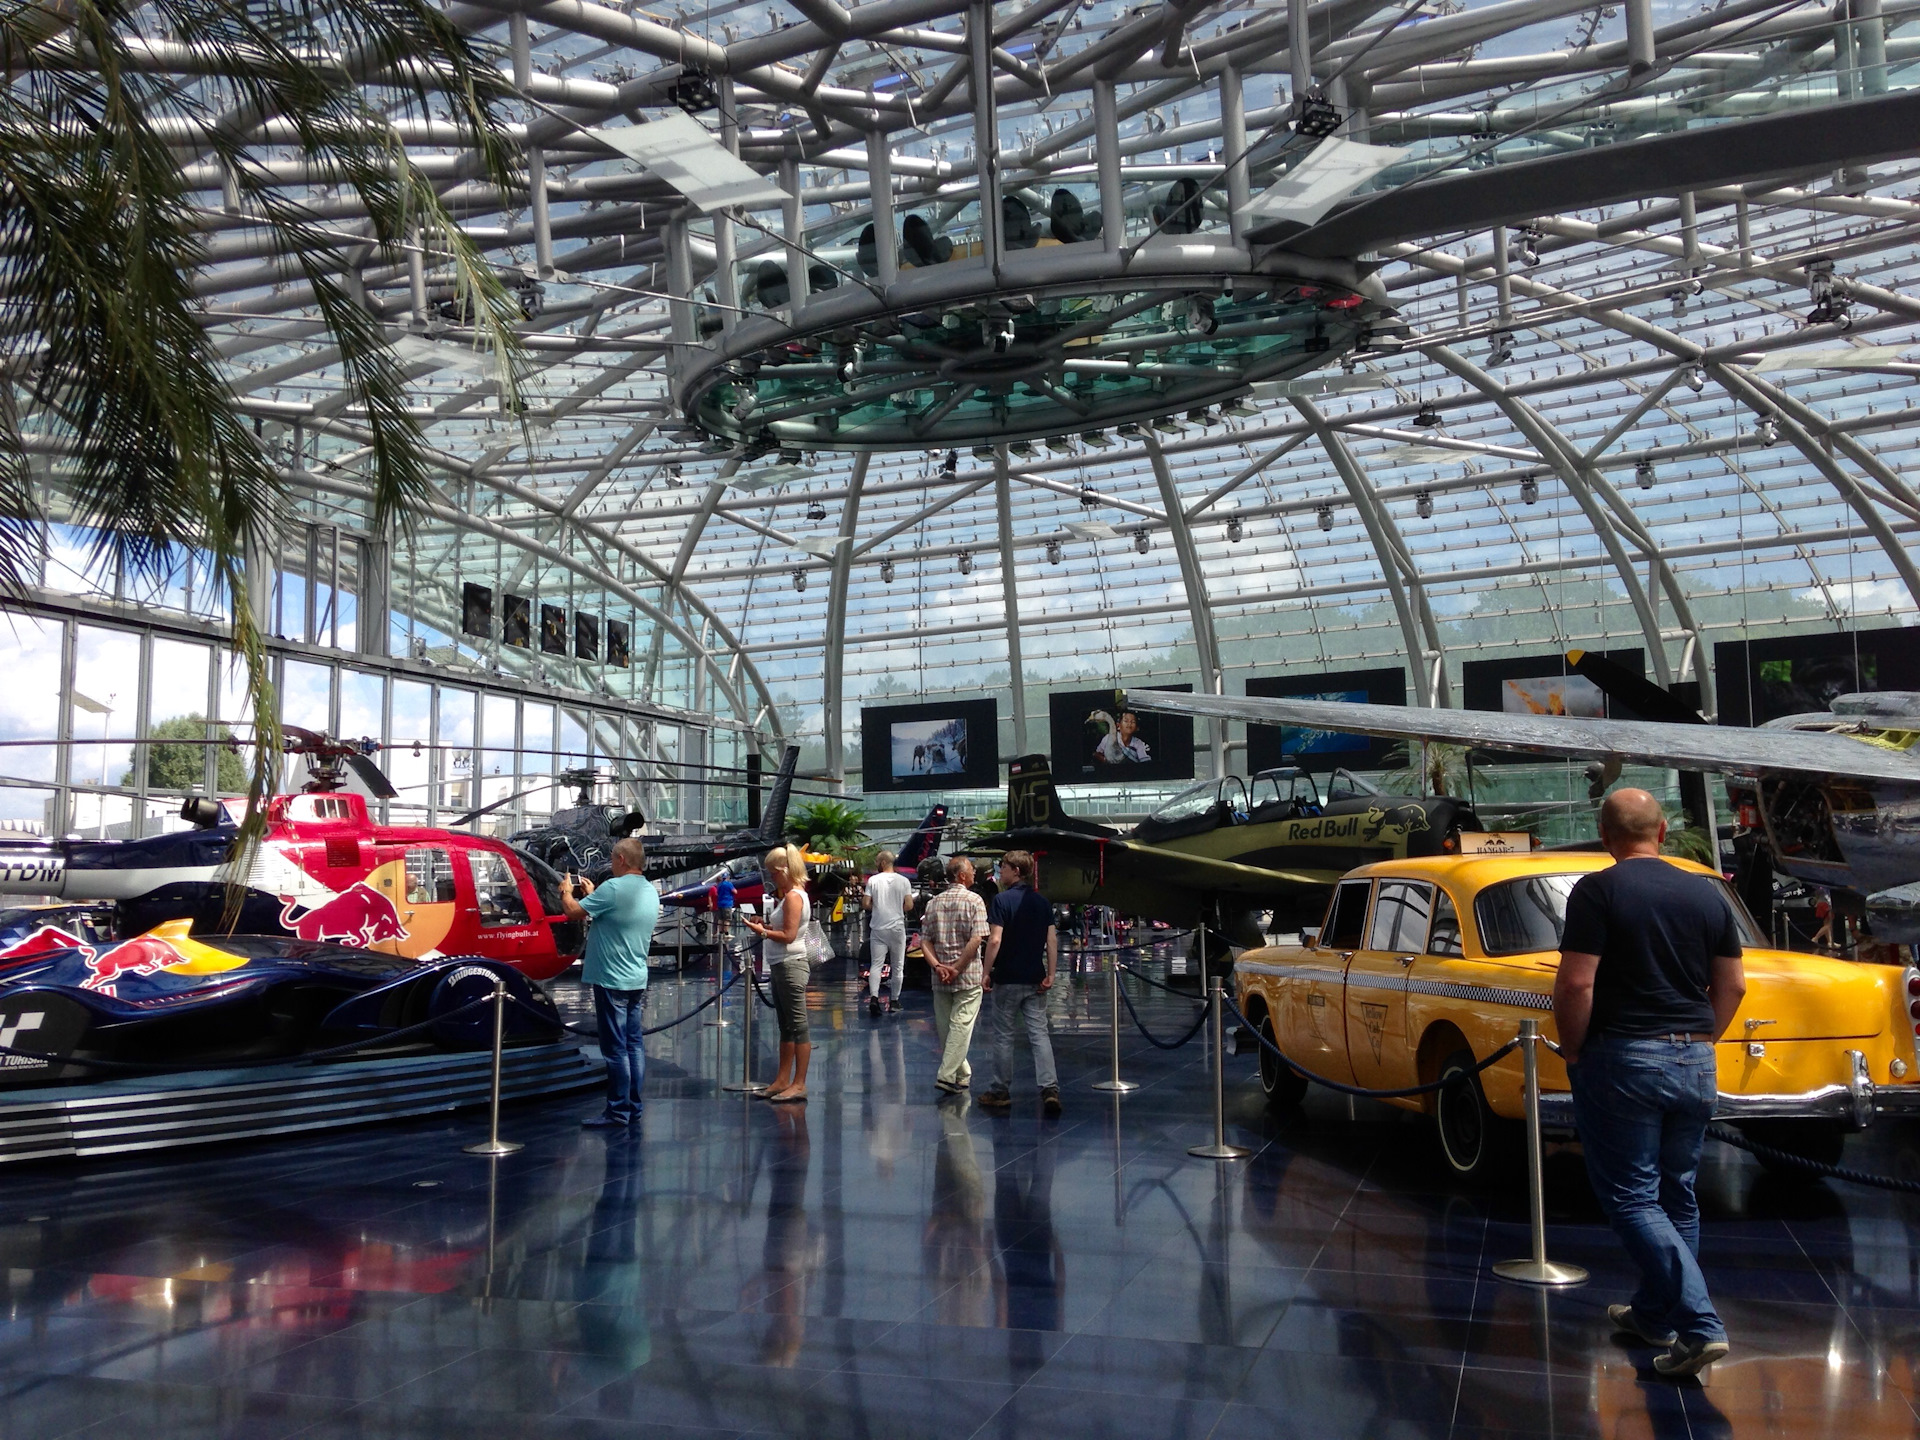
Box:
[345,752,399,800]
[449,780,558,828]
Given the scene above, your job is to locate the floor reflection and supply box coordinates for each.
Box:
[0,963,1903,1438]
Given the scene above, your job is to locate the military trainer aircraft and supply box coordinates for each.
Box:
[985,753,1481,957]
[1123,677,1920,943]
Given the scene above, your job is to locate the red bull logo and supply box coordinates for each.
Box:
[279,884,410,947]
[83,934,186,992]
[0,926,96,966]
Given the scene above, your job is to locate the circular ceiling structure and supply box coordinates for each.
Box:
[12,0,1920,792]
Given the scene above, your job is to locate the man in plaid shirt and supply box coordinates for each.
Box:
[922,856,990,1095]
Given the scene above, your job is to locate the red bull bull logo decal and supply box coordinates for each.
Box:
[279,884,410,947]
[83,934,187,992]
[0,926,97,966]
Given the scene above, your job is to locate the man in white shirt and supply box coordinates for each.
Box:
[863,850,913,1017]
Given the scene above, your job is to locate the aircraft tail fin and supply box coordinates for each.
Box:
[756,745,801,846]
[1006,755,1112,836]
[895,805,948,870]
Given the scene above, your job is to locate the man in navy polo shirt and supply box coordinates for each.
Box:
[977,850,1061,1117]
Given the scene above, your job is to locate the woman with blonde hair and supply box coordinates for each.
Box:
[744,842,812,1102]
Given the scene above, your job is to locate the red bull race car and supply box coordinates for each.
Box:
[0,914,564,1086]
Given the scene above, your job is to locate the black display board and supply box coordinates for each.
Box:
[539,604,569,655]
[1715,626,1920,727]
[1245,667,1405,773]
[1048,685,1194,784]
[607,619,631,668]
[575,612,600,662]
[502,594,531,648]
[461,583,492,638]
[860,697,999,792]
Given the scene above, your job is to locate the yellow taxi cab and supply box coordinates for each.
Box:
[1234,850,1920,1178]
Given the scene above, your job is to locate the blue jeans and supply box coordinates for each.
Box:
[594,985,648,1123]
[1570,1033,1725,1343]
[989,984,1057,1093]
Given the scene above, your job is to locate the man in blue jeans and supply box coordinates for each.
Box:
[1555,789,1747,1379]
[977,850,1061,1118]
[562,836,661,1130]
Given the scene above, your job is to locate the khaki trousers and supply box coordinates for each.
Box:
[932,985,982,1088]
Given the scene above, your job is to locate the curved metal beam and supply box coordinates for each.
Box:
[1293,398,1444,707]
[1143,434,1225,772]
[822,453,869,783]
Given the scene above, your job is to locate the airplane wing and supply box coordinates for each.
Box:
[1123,691,1920,785]
[1006,827,1326,896]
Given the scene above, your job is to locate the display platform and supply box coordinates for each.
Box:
[0,1042,599,1165]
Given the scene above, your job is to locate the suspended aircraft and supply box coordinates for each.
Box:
[1123,672,1920,943]
[980,754,1481,960]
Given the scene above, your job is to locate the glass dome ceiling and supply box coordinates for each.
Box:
[16,0,1920,796]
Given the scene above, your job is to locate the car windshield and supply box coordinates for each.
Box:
[1474,870,1768,957]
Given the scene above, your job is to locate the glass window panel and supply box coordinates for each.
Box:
[0,789,54,834]
[339,670,384,745]
[71,625,139,794]
[467,850,529,925]
[0,612,64,785]
[69,790,133,841]
[281,659,333,732]
[146,639,212,794]
[213,649,263,799]
[522,701,555,818]
[438,687,476,818]
[388,681,432,806]
[479,694,518,835]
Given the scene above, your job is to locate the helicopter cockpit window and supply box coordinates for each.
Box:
[467,851,530,926]
[1147,779,1219,825]
[406,848,456,906]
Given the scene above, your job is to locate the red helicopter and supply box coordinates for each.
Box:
[0,729,792,983]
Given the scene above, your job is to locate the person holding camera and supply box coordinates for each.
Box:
[560,836,661,1130]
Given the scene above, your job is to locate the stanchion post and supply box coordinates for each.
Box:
[722,939,765,1094]
[464,978,525,1157]
[1493,1019,1587,1286]
[1189,975,1251,1160]
[1092,954,1138,1093]
[704,913,730,1028]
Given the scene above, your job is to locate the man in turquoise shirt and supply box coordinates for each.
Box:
[562,836,661,1129]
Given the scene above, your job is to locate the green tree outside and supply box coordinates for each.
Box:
[122,714,248,793]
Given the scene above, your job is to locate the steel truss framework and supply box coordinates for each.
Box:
[13,0,1920,793]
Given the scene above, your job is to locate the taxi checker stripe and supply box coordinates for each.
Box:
[1238,959,1553,1011]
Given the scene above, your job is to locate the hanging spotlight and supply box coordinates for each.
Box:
[1509,226,1541,268]
[1488,330,1515,367]
[1757,414,1780,446]
[1684,362,1707,393]
[1045,538,1063,565]
[1226,516,1244,543]
[792,568,808,592]
[1186,295,1219,336]
[1635,459,1655,490]
[731,388,757,420]
[1520,475,1540,505]
[957,550,974,575]
[984,317,1016,354]
[835,349,859,385]
[1133,527,1151,555]
[806,498,827,522]
[880,558,896,583]
[1079,485,1099,508]
[1805,256,1851,327]
[1316,503,1334,532]
[1416,490,1434,520]
[1413,403,1442,429]
[940,449,959,479]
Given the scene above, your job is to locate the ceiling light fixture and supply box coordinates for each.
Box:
[806,499,827,521]
[1520,475,1539,505]
[1316,503,1334,532]
[1133,528,1151,555]
[1757,414,1780,446]
[880,559,895,583]
[1416,490,1433,520]
[1413,403,1442,429]
[1226,516,1244,542]
[1635,459,1655,490]
[792,568,808,592]
[940,449,959,478]
[1187,295,1219,336]
[1684,362,1707,393]
[957,550,974,575]
[1806,256,1850,327]
[1488,330,1514,367]
[1045,538,1063,565]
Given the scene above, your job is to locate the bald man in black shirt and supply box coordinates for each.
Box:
[1555,788,1746,1380]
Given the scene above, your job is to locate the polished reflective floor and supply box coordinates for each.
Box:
[0,952,1917,1439]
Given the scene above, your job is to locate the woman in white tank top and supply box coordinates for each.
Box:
[744,843,812,1101]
